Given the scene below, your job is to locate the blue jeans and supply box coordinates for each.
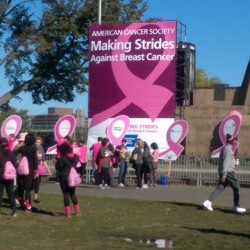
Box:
[118,160,127,184]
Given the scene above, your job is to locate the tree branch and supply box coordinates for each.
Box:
[0,82,29,107]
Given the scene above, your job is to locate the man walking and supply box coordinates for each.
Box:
[203,134,246,213]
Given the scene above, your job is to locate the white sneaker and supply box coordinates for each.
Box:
[118,183,124,187]
[203,200,213,211]
[142,184,148,189]
[232,206,246,214]
[104,184,110,189]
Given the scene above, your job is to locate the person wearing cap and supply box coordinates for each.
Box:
[203,134,246,213]
[116,139,129,187]
[0,137,17,216]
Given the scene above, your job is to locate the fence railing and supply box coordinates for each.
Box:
[44,155,250,186]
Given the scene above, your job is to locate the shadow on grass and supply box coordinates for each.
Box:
[158,201,202,209]
[183,226,250,239]
[31,207,56,216]
[2,198,56,216]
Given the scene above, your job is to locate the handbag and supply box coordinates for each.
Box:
[17,156,29,175]
[3,161,16,180]
[131,153,137,162]
[68,167,82,187]
[37,164,46,175]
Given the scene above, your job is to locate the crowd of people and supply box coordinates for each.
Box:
[0,132,87,217]
[1,132,245,216]
[0,133,160,217]
[89,137,160,190]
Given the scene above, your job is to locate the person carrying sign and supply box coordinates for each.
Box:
[203,134,246,214]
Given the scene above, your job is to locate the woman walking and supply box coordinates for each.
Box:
[15,133,38,212]
[56,142,81,217]
[0,137,17,216]
[32,137,51,203]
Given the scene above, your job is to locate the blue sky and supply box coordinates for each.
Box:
[4,0,250,116]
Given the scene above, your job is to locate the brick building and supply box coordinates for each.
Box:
[178,60,250,157]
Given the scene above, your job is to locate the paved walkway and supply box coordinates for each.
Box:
[39,182,250,209]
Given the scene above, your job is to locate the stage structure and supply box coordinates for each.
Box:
[88,21,190,157]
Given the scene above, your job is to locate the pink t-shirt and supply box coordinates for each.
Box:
[8,139,18,152]
[79,145,87,163]
[90,142,102,162]
[152,149,159,163]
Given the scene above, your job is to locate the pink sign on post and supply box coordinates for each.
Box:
[1,115,22,139]
[106,115,130,147]
[46,115,76,154]
[211,112,242,158]
[160,120,189,161]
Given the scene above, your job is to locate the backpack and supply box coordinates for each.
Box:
[17,156,29,175]
[160,175,168,185]
[68,167,82,187]
[37,164,46,175]
[3,161,16,180]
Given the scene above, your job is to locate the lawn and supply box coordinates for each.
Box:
[0,194,249,250]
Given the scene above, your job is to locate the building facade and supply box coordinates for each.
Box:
[178,60,250,157]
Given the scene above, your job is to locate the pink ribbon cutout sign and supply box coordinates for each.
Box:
[160,120,189,161]
[211,112,242,158]
[46,115,76,154]
[90,22,175,128]
[106,115,130,147]
[1,115,22,139]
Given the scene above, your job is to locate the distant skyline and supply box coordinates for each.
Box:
[3,0,250,116]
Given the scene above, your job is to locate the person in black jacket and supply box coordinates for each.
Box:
[131,139,144,189]
[15,133,38,212]
[56,142,80,217]
[141,141,153,189]
[0,137,17,216]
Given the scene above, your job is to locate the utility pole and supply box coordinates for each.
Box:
[98,0,102,24]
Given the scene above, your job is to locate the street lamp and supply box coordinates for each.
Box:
[98,0,102,24]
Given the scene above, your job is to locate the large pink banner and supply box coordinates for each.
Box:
[89,21,177,127]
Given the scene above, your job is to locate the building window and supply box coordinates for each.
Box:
[214,87,225,101]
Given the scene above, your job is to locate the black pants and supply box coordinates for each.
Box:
[135,163,143,188]
[31,176,42,194]
[0,179,16,213]
[17,174,33,202]
[101,167,109,185]
[141,163,150,185]
[60,180,78,207]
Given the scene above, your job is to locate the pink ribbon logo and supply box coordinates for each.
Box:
[1,115,22,139]
[211,113,241,157]
[90,22,176,127]
[160,120,189,160]
[46,115,76,154]
[106,115,130,146]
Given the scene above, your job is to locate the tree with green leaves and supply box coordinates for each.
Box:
[195,69,222,87]
[0,0,148,109]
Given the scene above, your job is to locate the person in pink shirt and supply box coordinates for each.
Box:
[78,139,87,180]
[89,137,102,185]
[8,134,18,152]
[150,142,159,187]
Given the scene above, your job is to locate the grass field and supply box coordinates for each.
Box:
[0,193,250,250]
